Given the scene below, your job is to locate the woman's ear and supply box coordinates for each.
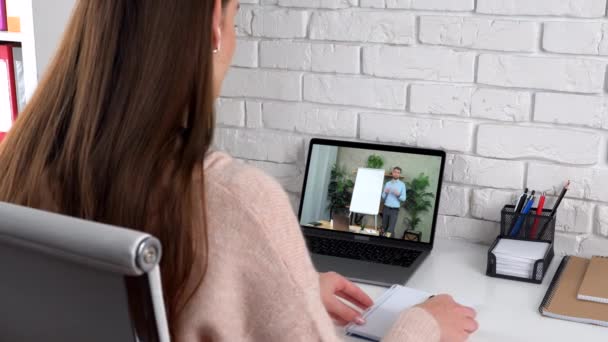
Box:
[212,0,222,53]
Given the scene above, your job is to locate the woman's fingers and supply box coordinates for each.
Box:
[329,313,349,326]
[328,297,366,325]
[331,274,374,309]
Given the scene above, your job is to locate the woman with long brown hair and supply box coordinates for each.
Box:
[0,0,477,341]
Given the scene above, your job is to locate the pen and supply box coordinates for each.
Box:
[530,192,546,239]
[509,188,528,234]
[510,192,535,237]
[513,188,529,214]
[536,181,570,240]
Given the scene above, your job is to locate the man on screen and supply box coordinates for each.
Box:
[381,167,406,238]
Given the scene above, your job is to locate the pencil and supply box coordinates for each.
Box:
[536,180,570,239]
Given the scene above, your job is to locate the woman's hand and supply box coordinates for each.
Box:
[319,272,373,326]
[417,294,478,342]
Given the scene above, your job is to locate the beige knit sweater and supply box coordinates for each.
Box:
[175,151,440,341]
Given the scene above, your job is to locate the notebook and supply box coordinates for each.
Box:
[539,256,608,327]
[0,44,18,138]
[578,256,608,304]
[0,0,6,31]
[345,285,432,341]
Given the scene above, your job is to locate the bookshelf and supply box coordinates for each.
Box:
[0,31,22,43]
[1,0,75,104]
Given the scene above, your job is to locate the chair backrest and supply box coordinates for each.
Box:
[0,201,170,342]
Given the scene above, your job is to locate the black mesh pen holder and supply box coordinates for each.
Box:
[486,205,556,284]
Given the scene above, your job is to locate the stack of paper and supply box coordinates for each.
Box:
[492,239,550,278]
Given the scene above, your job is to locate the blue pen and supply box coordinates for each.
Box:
[510,194,536,237]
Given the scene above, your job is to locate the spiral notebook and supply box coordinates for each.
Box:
[577,256,608,304]
[539,256,608,327]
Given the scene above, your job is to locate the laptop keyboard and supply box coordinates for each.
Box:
[306,236,422,268]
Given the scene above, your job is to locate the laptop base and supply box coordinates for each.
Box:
[310,251,429,287]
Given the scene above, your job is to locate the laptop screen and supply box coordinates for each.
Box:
[299,139,445,245]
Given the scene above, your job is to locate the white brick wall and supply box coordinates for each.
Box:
[260,40,311,70]
[471,89,531,121]
[477,0,607,18]
[409,84,474,116]
[310,10,415,44]
[543,22,608,56]
[303,74,407,109]
[444,154,525,189]
[216,99,245,127]
[597,206,608,237]
[471,189,518,222]
[534,93,607,129]
[385,0,475,11]
[216,2,608,254]
[233,39,258,67]
[420,16,538,52]
[478,54,606,93]
[277,0,356,9]
[262,102,358,137]
[311,44,360,74]
[363,46,476,82]
[439,185,470,217]
[223,68,302,101]
[252,9,309,38]
[360,113,474,152]
[477,124,601,165]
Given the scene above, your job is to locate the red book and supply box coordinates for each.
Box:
[0,0,7,31]
[0,44,18,139]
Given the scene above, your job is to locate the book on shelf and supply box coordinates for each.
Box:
[0,43,18,139]
[5,0,20,32]
[0,0,7,31]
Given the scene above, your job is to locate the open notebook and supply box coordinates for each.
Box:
[577,256,608,304]
[539,256,608,327]
[345,285,431,341]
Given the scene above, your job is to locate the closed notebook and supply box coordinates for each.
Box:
[539,256,608,327]
[578,256,608,304]
[0,44,18,138]
[0,0,7,31]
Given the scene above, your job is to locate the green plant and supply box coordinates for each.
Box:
[326,164,354,218]
[366,154,384,169]
[402,173,435,232]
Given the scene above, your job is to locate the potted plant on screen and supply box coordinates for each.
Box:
[402,173,435,238]
[326,164,354,227]
[366,154,384,169]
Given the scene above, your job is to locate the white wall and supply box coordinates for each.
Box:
[215,0,608,256]
[31,0,76,79]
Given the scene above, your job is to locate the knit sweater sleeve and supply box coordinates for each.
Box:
[183,152,440,342]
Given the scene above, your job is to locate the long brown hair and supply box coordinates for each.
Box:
[0,0,227,334]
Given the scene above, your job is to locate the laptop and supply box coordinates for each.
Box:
[298,138,446,286]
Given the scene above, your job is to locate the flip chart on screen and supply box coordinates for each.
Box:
[349,168,385,215]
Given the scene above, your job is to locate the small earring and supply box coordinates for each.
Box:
[213,29,222,54]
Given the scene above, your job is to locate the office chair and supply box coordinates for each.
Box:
[0,201,170,342]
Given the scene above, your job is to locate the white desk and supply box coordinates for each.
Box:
[341,238,608,342]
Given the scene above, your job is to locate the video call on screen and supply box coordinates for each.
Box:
[300,145,442,243]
